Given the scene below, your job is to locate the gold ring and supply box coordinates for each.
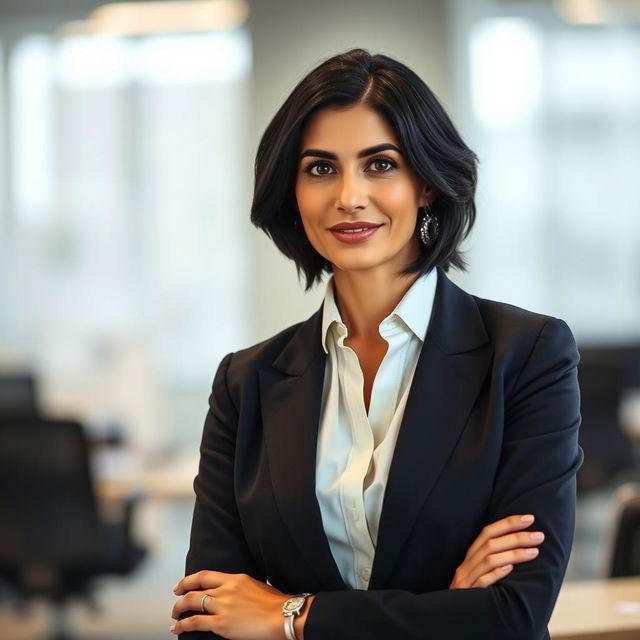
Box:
[201,593,212,613]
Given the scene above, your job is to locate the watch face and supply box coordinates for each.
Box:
[283,597,305,612]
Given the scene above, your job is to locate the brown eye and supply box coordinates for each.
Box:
[369,157,397,173]
[306,162,335,177]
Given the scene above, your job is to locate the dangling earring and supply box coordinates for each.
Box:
[419,204,439,246]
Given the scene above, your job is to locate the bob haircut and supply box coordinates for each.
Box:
[250,48,478,290]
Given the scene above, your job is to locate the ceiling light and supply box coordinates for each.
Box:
[553,0,612,25]
[62,0,249,37]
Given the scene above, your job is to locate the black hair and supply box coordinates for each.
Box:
[250,48,478,290]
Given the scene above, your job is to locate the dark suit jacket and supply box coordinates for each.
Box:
[183,268,582,640]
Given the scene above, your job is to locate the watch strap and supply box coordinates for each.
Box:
[282,593,311,640]
[283,613,297,640]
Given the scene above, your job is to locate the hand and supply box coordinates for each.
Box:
[449,514,544,589]
[171,571,290,640]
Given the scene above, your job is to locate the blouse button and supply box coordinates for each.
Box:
[361,567,371,580]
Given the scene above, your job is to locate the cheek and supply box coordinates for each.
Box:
[378,180,420,212]
[294,181,303,210]
[295,189,329,237]
[294,189,321,241]
[295,183,319,216]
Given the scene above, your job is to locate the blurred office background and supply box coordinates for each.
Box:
[0,0,639,638]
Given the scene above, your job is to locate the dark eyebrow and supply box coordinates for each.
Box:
[299,143,402,161]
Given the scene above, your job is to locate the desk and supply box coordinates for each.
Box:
[549,577,640,640]
[93,447,198,501]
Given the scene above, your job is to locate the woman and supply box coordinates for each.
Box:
[170,49,582,640]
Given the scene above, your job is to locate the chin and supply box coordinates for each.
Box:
[329,246,418,275]
[331,256,391,273]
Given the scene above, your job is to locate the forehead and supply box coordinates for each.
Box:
[300,104,399,151]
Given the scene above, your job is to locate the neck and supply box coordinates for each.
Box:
[332,267,421,340]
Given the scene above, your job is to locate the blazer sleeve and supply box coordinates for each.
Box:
[180,352,266,640]
[305,317,583,640]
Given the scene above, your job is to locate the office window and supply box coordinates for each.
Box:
[465,16,640,342]
[2,29,252,448]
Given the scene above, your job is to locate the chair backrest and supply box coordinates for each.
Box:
[601,483,640,578]
[0,418,103,568]
[0,373,39,418]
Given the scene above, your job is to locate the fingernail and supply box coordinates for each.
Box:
[530,532,544,542]
[525,548,539,557]
[501,564,513,572]
[169,625,176,633]
[520,514,534,524]
[172,583,180,593]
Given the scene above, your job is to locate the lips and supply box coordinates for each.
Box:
[328,221,383,244]
[329,222,382,232]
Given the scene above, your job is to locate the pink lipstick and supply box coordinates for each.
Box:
[328,221,383,244]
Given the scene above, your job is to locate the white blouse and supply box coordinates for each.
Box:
[315,268,437,589]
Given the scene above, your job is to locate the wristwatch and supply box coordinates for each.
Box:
[282,593,311,640]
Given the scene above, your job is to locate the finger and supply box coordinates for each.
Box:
[170,614,221,635]
[471,564,514,588]
[466,530,545,567]
[452,538,542,589]
[172,590,219,619]
[173,570,230,595]
[464,547,539,587]
[465,515,535,559]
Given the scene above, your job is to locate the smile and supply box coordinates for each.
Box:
[328,222,383,244]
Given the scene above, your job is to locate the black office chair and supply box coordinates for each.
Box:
[601,483,640,578]
[0,372,39,418]
[0,417,147,639]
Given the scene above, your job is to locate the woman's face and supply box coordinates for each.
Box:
[295,103,431,276]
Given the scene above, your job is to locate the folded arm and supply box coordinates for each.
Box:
[305,318,582,640]
[178,318,582,640]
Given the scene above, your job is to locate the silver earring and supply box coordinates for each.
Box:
[420,205,438,246]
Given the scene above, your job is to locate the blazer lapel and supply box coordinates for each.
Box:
[259,308,346,590]
[370,269,492,588]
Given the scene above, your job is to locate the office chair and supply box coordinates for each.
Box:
[601,483,640,578]
[0,372,39,418]
[0,417,147,639]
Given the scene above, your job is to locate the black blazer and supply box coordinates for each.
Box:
[183,268,582,640]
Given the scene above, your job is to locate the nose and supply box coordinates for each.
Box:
[335,170,368,213]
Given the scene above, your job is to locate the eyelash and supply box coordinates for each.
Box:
[303,156,398,177]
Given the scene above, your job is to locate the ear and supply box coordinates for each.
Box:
[418,185,433,208]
